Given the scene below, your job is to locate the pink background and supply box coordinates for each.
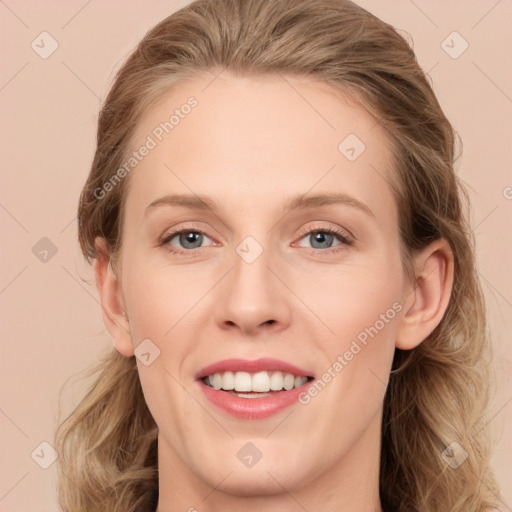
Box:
[1,1,511,510]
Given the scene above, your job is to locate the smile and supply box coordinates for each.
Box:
[202,370,311,395]
[196,358,315,419]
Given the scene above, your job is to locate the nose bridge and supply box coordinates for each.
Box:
[215,234,290,333]
[233,237,271,293]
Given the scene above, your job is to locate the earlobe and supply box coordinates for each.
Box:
[395,239,454,350]
[93,237,134,357]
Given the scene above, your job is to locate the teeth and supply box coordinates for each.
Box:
[205,371,308,392]
[252,371,271,392]
[211,373,222,390]
[221,371,235,390]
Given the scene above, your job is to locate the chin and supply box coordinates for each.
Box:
[202,467,301,497]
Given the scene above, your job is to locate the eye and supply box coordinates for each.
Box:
[294,227,352,252]
[160,229,215,253]
[158,225,352,256]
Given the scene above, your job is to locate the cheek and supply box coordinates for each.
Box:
[299,254,404,346]
[298,251,403,400]
[298,265,402,438]
[121,259,200,342]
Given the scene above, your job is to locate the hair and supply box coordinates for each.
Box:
[54,0,502,511]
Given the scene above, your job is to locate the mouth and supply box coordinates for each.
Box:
[195,358,315,419]
[200,370,314,398]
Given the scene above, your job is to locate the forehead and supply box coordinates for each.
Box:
[124,72,397,225]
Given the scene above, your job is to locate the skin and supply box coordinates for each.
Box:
[94,71,454,512]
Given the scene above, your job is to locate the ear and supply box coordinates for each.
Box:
[93,237,134,357]
[395,238,454,350]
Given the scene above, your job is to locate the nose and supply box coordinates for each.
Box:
[215,243,291,336]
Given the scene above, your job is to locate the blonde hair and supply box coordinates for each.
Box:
[54,0,502,510]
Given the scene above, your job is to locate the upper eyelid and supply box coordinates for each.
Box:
[296,224,352,240]
[161,224,349,238]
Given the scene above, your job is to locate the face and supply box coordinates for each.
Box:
[113,72,409,496]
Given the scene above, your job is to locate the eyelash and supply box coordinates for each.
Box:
[158,225,353,256]
[295,226,353,252]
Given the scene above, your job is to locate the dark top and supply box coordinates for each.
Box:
[149,487,159,511]
[138,486,158,512]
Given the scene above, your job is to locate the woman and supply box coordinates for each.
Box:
[54,0,502,510]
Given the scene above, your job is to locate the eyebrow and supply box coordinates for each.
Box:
[144,192,375,218]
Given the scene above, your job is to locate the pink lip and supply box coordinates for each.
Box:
[197,380,314,419]
[195,358,314,380]
[195,358,315,420]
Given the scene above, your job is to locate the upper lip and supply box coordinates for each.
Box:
[195,358,315,380]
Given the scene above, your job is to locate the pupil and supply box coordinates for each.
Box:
[181,232,202,248]
[311,232,333,249]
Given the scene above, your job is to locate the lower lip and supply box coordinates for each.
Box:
[198,380,312,419]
